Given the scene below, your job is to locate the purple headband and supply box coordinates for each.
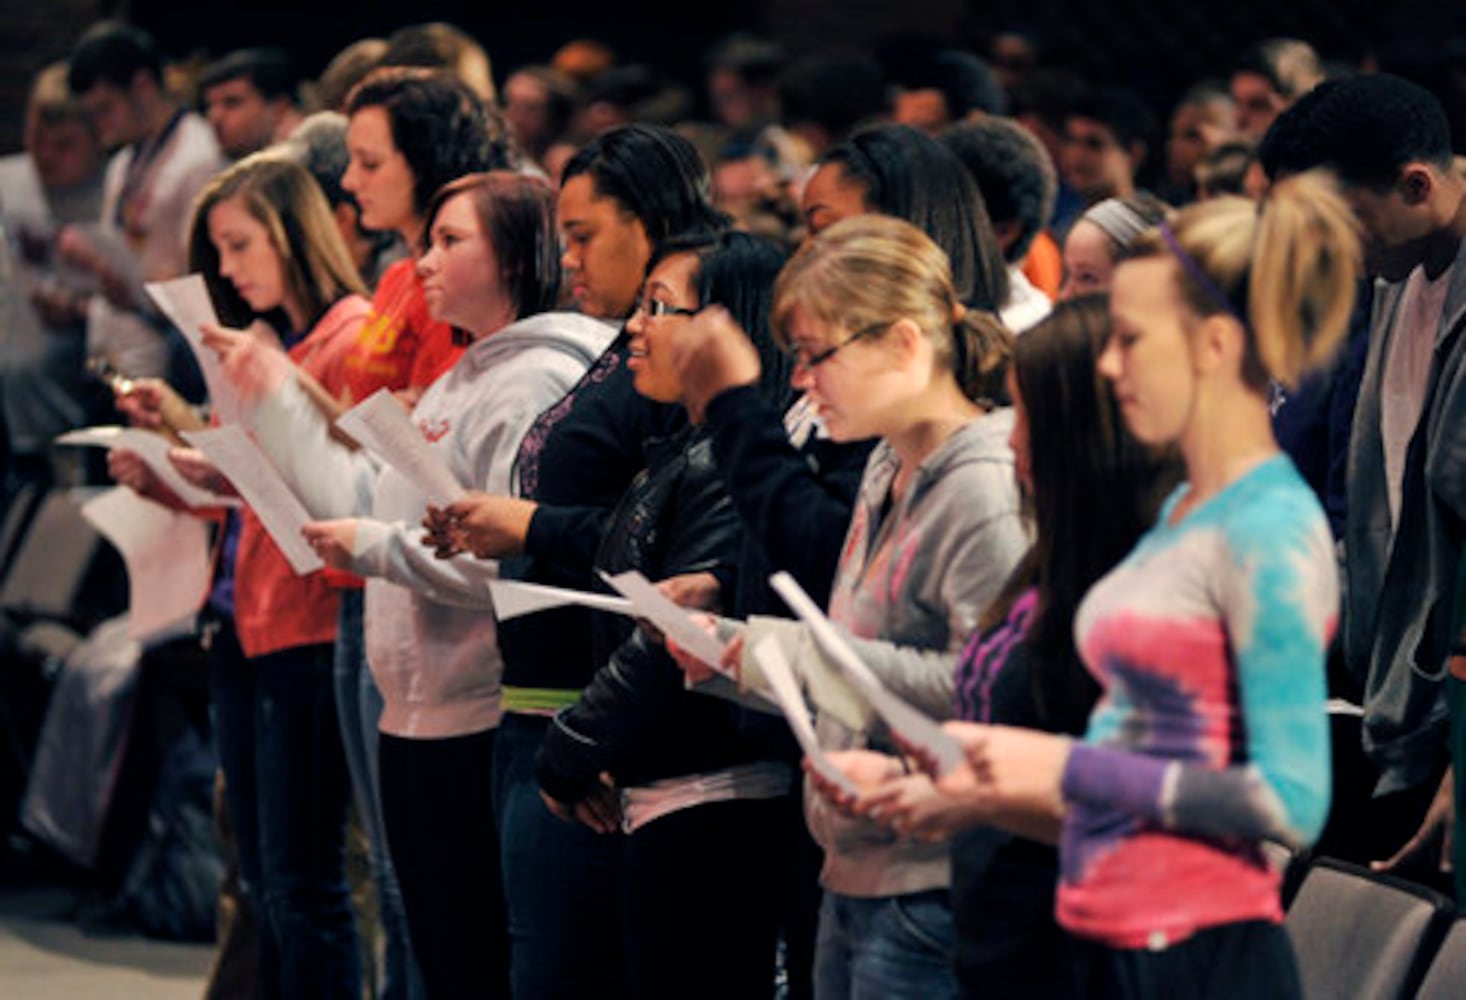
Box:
[1157,221,1247,326]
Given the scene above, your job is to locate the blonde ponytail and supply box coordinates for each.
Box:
[1249,171,1362,387]
[1127,169,1361,389]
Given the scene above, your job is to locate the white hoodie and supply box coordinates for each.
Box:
[250,311,617,738]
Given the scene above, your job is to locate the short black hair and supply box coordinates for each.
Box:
[884,38,1007,119]
[346,68,513,216]
[778,48,887,143]
[1066,87,1155,151]
[68,20,162,94]
[200,48,298,103]
[1258,73,1452,188]
[704,34,785,87]
[561,124,729,249]
[942,117,1057,262]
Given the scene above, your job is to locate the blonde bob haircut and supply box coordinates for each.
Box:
[772,214,1013,406]
[188,153,366,329]
[1125,169,1361,389]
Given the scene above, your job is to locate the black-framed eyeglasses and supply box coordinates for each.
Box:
[633,296,699,319]
[787,321,890,370]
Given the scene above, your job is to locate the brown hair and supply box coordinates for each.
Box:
[188,154,365,328]
[423,170,562,318]
[773,214,1012,404]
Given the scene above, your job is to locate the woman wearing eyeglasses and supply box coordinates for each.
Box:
[535,232,796,999]
[684,214,1027,1000]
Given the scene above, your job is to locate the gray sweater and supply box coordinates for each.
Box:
[1346,248,1466,794]
[745,408,1028,897]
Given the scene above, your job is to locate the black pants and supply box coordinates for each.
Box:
[622,796,784,1000]
[379,730,509,1000]
[1070,920,1302,1000]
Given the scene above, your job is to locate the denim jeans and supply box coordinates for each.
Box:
[333,588,425,1000]
[210,620,360,1000]
[490,713,629,1000]
[813,889,961,1000]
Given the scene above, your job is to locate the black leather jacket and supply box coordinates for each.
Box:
[537,425,748,803]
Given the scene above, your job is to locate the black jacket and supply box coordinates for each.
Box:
[537,425,747,802]
[498,333,681,694]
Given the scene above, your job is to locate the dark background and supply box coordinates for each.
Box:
[2,0,1465,152]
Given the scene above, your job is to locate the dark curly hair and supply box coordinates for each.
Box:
[1259,73,1452,189]
[346,67,514,218]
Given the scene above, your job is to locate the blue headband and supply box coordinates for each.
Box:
[1157,221,1247,327]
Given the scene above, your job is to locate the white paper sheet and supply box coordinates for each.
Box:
[598,569,730,675]
[144,275,241,424]
[487,579,634,621]
[336,389,465,507]
[768,571,965,775]
[182,426,324,574]
[79,487,211,642]
[56,425,242,509]
[751,637,860,796]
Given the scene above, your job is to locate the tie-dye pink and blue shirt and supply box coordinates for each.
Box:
[1060,454,1337,950]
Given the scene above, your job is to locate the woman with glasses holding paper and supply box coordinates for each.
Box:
[802,296,1178,997]
[206,171,613,998]
[531,231,803,999]
[692,214,1025,1000]
[110,153,371,998]
[414,124,728,1000]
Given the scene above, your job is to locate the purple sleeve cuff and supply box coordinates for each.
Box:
[1062,743,1171,822]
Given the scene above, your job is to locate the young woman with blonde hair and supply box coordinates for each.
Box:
[714,214,1027,999]
[936,172,1360,998]
[113,153,371,998]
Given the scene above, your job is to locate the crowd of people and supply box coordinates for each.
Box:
[1,14,1464,1000]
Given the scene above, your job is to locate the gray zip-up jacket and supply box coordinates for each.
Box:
[1346,245,1466,794]
[744,408,1028,897]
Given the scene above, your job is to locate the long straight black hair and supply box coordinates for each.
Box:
[819,123,1010,312]
[986,295,1179,730]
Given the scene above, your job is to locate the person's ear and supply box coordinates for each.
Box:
[1193,312,1244,377]
[129,69,157,102]
[888,317,926,369]
[1400,164,1434,206]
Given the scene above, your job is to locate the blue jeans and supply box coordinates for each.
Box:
[334,589,426,1000]
[210,620,360,1000]
[814,890,961,1000]
[490,713,629,1000]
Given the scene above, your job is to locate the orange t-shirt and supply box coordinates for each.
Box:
[1021,229,1064,301]
[340,258,464,405]
[233,295,373,657]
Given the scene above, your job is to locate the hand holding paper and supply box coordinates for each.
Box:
[337,389,465,507]
[145,275,241,424]
[182,425,323,574]
[201,321,295,405]
[301,519,359,571]
[598,569,729,675]
[768,571,965,776]
[750,637,859,798]
[57,425,240,509]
